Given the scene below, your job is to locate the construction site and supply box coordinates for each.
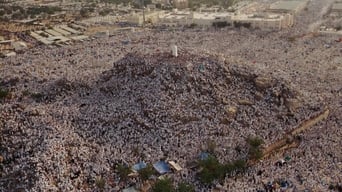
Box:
[0,0,341,192]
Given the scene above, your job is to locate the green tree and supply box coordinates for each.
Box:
[232,159,247,172]
[198,156,225,184]
[138,165,155,181]
[246,136,264,148]
[152,178,174,192]
[249,147,263,160]
[0,88,9,99]
[222,159,247,177]
[95,176,106,192]
[246,136,264,161]
[116,164,131,182]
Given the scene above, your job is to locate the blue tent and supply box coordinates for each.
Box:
[153,161,170,174]
[199,152,210,160]
[132,162,147,172]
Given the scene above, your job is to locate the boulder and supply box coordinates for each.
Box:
[254,76,276,90]
[225,106,238,119]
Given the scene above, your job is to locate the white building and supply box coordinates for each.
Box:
[232,13,294,30]
[127,11,162,26]
[173,0,188,9]
[268,0,309,14]
[158,10,293,30]
[191,12,232,27]
[330,2,342,17]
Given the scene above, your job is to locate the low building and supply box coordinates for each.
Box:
[232,13,294,30]
[158,10,293,30]
[235,2,266,14]
[30,25,86,45]
[191,12,232,27]
[53,27,72,36]
[330,2,342,16]
[12,41,28,52]
[45,29,63,37]
[160,11,191,26]
[158,11,233,27]
[59,25,82,35]
[173,0,188,9]
[127,11,162,26]
[268,0,309,14]
[146,4,157,10]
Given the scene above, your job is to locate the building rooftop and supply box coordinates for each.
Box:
[166,15,187,19]
[269,0,307,12]
[192,12,232,20]
[53,27,71,36]
[233,13,284,21]
[331,3,342,11]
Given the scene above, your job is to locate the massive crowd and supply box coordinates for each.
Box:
[0,0,341,191]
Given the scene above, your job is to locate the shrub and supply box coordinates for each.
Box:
[246,136,264,148]
[0,15,9,22]
[80,7,94,17]
[197,153,248,184]
[0,88,9,99]
[30,92,44,102]
[99,9,112,16]
[246,136,264,161]
[223,159,247,176]
[248,147,263,160]
[177,182,195,192]
[189,23,197,28]
[232,159,247,172]
[198,156,225,184]
[213,21,230,28]
[152,178,174,192]
[95,176,106,191]
[26,6,61,16]
[138,165,155,181]
[12,12,26,20]
[22,90,31,96]
[116,164,131,182]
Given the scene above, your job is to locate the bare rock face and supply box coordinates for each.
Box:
[254,76,276,91]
